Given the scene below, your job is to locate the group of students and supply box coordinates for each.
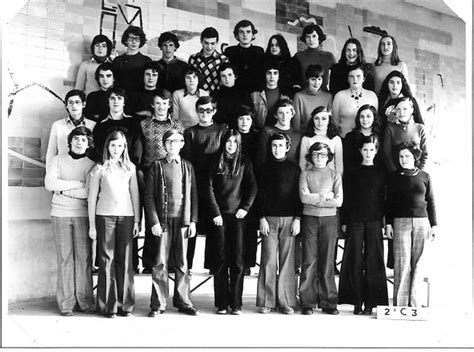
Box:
[44,19,437,318]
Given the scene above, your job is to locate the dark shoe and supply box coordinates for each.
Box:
[363,307,374,315]
[178,306,199,316]
[334,266,340,275]
[81,308,96,314]
[322,308,339,315]
[60,310,74,316]
[142,267,152,274]
[280,306,294,315]
[353,306,363,315]
[302,308,313,315]
[119,310,133,317]
[92,266,99,274]
[148,309,164,317]
[243,267,251,275]
[105,312,117,318]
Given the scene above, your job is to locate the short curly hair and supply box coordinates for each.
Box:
[121,25,147,48]
[67,126,94,151]
[395,142,422,168]
[158,31,180,49]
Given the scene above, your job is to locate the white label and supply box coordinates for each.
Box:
[376,306,429,321]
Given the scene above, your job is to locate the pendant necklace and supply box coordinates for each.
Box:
[350,89,363,108]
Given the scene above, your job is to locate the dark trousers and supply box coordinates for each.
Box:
[212,214,245,310]
[243,206,258,268]
[96,215,135,314]
[138,168,156,271]
[338,220,388,308]
[299,215,338,309]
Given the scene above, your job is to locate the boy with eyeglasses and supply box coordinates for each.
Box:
[181,96,228,271]
[145,129,199,316]
[113,25,152,94]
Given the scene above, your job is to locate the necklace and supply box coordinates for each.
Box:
[350,89,363,109]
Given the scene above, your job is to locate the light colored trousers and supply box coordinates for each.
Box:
[150,217,193,311]
[393,217,430,307]
[257,216,296,308]
[51,216,94,313]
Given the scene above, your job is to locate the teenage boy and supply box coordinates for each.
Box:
[46,89,96,166]
[157,32,188,93]
[257,98,302,167]
[76,34,113,95]
[113,25,152,94]
[128,61,161,118]
[139,89,184,273]
[181,96,228,270]
[145,129,199,316]
[211,63,252,128]
[293,64,333,133]
[224,19,265,94]
[84,62,116,121]
[251,60,288,130]
[172,68,209,128]
[256,133,302,314]
[188,27,229,95]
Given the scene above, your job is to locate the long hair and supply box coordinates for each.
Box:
[338,37,366,65]
[378,70,412,105]
[265,34,291,60]
[216,129,242,177]
[101,129,132,172]
[354,104,380,135]
[375,35,401,66]
[305,106,338,139]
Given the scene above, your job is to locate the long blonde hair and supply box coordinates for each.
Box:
[101,129,132,172]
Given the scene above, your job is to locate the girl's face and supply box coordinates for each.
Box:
[380,37,393,57]
[348,68,364,89]
[93,41,108,58]
[345,43,358,64]
[108,136,126,160]
[359,109,374,130]
[71,135,89,154]
[399,149,415,169]
[311,149,329,168]
[271,139,289,160]
[305,31,319,49]
[109,93,125,114]
[388,76,402,97]
[274,106,294,128]
[225,137,238,155]
[151,96,170,118]
[307,76,323,93]
[269,38,281,56]
[237,115,252,133]
[360,142,377,164]
[313,111,330,131]
[395,100,413,123]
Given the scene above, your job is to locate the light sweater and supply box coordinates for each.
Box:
[373,56,408,94]
[299,133,343,175]
[299,166,342,217]
[75,57,111,95]
[292,88,333,133]
[172,88,209,128]
[45,153,95,217]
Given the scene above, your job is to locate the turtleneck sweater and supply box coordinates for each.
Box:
[373,55,408,94]
[292,87,333,133]
[292,47,336,91]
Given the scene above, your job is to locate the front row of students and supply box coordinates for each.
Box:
[46,119,436,317]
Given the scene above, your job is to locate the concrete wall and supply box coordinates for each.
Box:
[5,0,468,303]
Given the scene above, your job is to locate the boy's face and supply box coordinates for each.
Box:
[237,26,253,46]
[305,30,319,49]
[271,139,289,160]
[266,69,279,88]
[93,41,108,58]
[144,69,158,89]
[201,37,218,57]
[66,95,85,118]
[347,68,364,89]
[196,102,215,126]
[237,115,252,133]
[307,76,323,92]
[151,96,170,118]
[109,93,125,114]
[126,34,141,51]
[274,105,294,127]
[164,134,185,156]
[185,73,199,91]
[161,40,176,60]
[70,135,89,154]
[98,69,114,90]
[311,149,329,168]
[220,68,236,88]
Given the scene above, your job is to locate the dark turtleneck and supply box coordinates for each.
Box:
[69,150,88,159]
